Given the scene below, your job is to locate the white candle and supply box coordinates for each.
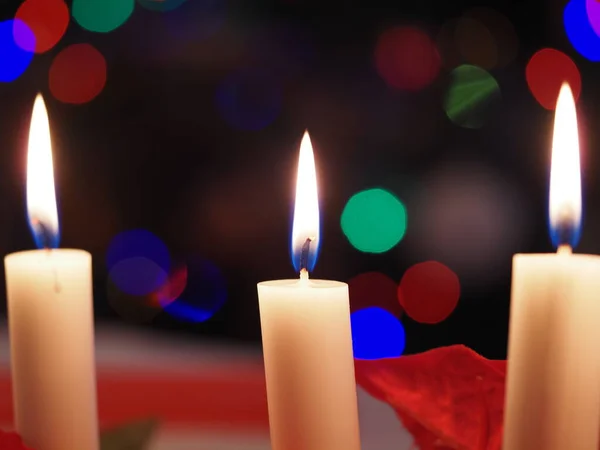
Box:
[257,132,361,450]
[503,84,600,450]
[5,95,98,450]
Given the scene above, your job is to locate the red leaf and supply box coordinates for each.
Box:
[355,345,506,450]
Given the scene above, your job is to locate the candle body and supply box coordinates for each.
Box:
[503,254,600,450]
[257,279,360,450]
[5,249,98,450]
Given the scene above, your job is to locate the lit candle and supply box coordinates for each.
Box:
[5,95,99,450]
[257,132,361,450]
[503,84,600,449]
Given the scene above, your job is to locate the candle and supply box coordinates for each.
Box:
[503,84,600,449]
[5,95,98,450]
[257,132,361,450]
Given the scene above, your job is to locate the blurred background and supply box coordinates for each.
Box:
[0,0,597,362]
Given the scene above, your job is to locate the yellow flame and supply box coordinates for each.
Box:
[27,94,58,240]
[291,131,320,267]
[549,83,581,237]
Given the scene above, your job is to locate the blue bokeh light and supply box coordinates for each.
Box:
[109,257,168,296]
[564,0,600,61]
[0,19,35,82]
[215,69,282,131]
[351,307,406,360]
[106,229,171,295]
[162,257,227,323]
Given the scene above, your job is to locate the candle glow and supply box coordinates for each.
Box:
[26,94,59,249]
[291,131,320,274]
[549,82,581,249]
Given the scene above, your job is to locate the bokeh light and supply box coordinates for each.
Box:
[72,0,134,33]
[341,188,407,254]
[15,0,69,53]
[351,307,405,360]
[565,0,600,61]
[109,257,168,296]
[455,17,497,69]
[374,26,440,91]
[152,263,188,308]
[106,229,171,295]
[348,272,403,317]
[444,64,500,129]
[462,7,518,68]
[49,43,107,104]
[161,257,227,323]
[526,48,581,110]
[0,19,35,82]
[406,163,530,286]
[398,261,460,324]
[138,0,187,12]
[215,69,282,131]
[586,0,600,37]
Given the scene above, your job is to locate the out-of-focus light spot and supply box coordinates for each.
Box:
[455,18,497,69]
[565,0,600,61]
[406,163,530,286]
[151,263,187,308]
[351,307,405,360]
[138,0,187,12]
[526,48,581,110]
[444,64,500,129]
[341,188,407,254]
[162,257,227,323]
[374,26,440,91]
[109,257,168,296]
[586,0,600,37]
[348,272,403,317]
[398,261,460,324]
[215,69,282,131]
[163,0,225,42]
[0,20,35,82]
[463,7,518,68]
[72,0,134,33]
[49,43,107,104]
[106,229,171,295]
[15,0,69,53]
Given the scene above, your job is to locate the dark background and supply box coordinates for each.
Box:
[0,0,597,359]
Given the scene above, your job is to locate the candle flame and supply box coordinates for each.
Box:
[291,131,320,274]
[27,94,59,249]
[549,83,581,250]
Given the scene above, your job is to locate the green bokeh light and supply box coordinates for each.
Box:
[444,64,500,129]
[341,188,407,253]
[72,0,135,33]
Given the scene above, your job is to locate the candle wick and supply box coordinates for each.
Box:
[557,245,572,255]
[299,237,313,277]
[33,218,54,250]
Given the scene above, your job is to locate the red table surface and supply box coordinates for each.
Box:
[0,366,270,431]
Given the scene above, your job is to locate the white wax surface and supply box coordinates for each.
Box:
[503,253,600,450]
[258,278,360,450]
[5,249,98,450]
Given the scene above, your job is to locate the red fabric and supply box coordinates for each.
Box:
[0,430,31,450]
[355,345,507,450]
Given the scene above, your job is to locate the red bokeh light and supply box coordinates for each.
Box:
[526,48,581,110]
[152,264,188,308]
[398,261,460,324]
[49,43,107,104]
[348,272,403,317]
[15,0,69,54]
[375,26,441,91]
